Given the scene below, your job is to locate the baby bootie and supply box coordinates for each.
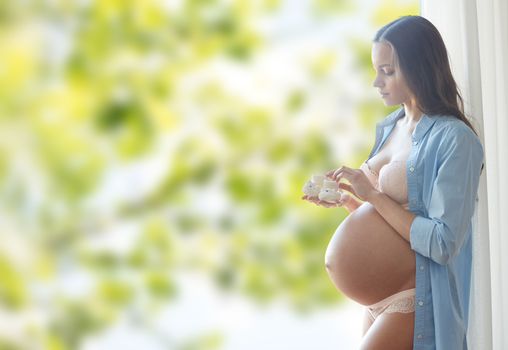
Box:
[302,175,325,198]
[318,188,342,203]
[318,180,342,203]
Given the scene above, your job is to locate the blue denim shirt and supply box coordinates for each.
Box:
[367,108,484,350]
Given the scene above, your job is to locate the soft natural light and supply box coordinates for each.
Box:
[0,0,422,349]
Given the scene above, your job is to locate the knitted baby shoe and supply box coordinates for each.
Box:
[318,188,342,203]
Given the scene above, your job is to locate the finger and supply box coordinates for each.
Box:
[333,166,356,181]
[304,198,319,206]
[338,183,357,197]
[332,167,344,180]
[325,167,340,180]
[334,168,353,183]
[322,200,340,208]
[303,196,319,204]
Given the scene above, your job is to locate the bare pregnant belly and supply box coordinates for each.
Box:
[325,202,416,306]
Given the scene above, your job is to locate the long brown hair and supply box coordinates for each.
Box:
[373,15,478,136]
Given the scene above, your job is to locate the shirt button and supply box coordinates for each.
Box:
[420,265,425,270]
[409,166,415,172]
[417,334,423,339]
[418,300,424,306]
[413,141,418,145]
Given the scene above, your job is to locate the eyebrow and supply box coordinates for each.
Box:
[372,63,393,70]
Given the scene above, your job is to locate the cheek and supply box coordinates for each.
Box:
[392,80,409,96]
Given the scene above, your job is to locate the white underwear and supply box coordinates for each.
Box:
[366,288,416,320]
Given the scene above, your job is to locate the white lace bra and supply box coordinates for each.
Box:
[360,159,409,208]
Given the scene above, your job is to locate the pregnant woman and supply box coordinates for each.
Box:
[303,16,484,349]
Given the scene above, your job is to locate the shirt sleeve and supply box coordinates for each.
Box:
[410,125,484,265]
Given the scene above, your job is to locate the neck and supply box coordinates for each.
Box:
[402,100,423,125]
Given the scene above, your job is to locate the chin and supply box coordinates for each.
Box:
[382,99,399,106]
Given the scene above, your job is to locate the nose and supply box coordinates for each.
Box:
[372,74,384,88]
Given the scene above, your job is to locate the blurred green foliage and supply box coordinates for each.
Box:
[0,0,418,348]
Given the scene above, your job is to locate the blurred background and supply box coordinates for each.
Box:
[0,0,418,349]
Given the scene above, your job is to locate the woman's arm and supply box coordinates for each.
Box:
[326,167,415,240]
[367,191,415,242]
[405,127,484,265]
[328,125,483,264]
[341,193,363,213]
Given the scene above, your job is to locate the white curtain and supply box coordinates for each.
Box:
[421,0,508,349]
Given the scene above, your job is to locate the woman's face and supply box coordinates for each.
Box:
[371,41,413,106]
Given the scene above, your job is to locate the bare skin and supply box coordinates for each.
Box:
[304,117,417,350]
[303,41,426,349]
[324,202,415,305]
[323,116,417,304]
[360,310,415,349]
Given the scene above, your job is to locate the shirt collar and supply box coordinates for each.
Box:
[377,107,405,127]
[412,114,437,142]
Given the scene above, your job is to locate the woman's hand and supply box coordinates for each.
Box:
[302,192,363,213]
[301,194,344,208]
[326,166,379,202]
